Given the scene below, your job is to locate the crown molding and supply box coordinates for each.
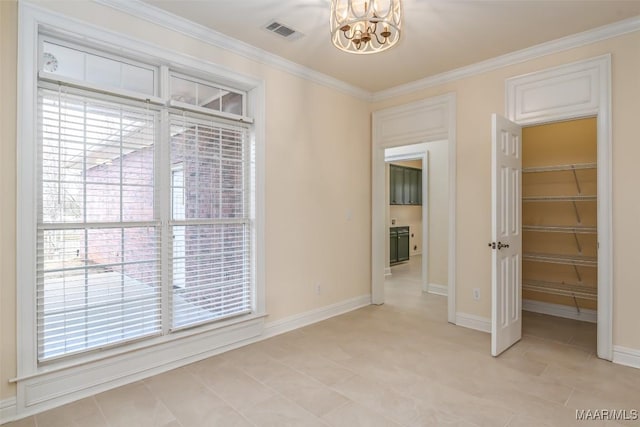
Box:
[371,14,640,102]
[33,3,640,106]
[93,0,372,101]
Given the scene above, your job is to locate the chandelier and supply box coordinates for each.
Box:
[330,0,402,54]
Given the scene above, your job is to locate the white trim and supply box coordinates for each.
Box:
[455,313,491,334]
[372,94,456,325]
[263,294,371,339]
[523,299,597,323]
[505,55,613,361]
[14,318,264,419]
[16,2,269,420]
[427,283,448,296]
[1,295,370,423]
[373,16,640,102]
[0,397,17,424]
[384,267,392,277]
[612,346,640,370]
[94,0,370,101]
[50,0,640,104]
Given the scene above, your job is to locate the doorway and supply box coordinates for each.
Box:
[385,155,426,303]
[521,118,598,351]
[371,93,457,323]
[498,55,612,360]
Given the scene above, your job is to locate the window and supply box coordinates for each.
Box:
[169,114,252,330]
[35,37,254,363]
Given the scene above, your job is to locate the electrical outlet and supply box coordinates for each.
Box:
[315,282,322,295]
[473,288,480,301]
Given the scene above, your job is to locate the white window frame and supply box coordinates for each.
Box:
[15,2,265,417]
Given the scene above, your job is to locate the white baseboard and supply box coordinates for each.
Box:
[0,397,16,424]
[523,299,597,323]
[455,312,491,333]
[427,283,448,296]
[613,346,640,370]
[264,294,371,338]
[384,267,392,277]
[3,294,371,424]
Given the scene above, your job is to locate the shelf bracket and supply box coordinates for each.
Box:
[571,165,582,195]
[572,293,581,314]
[573,232,583,254]
[572,201,582,224]
[573,264,583,283]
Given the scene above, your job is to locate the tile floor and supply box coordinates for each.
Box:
[6,255,640,426]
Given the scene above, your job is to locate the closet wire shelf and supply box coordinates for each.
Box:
[522,195,596,202]
[523,225,596,234]
[523,253,597,267]
[522,162,598,312]
[522,279,597,300]
[522,162,596,173]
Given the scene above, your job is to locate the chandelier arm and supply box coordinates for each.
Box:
[373,31,387,45]
[342,29,356,40]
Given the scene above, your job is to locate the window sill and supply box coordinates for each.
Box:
[14,312,266,414]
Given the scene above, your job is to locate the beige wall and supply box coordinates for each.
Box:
[3,0,640,407]
[0,0,371,401]
[1,0,18,402]
[372,30,640,351]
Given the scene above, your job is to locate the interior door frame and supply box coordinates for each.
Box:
[372,93,457,323]
[505,55,612,360]
[385,148,430,292]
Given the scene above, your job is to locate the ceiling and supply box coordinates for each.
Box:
[141,0,640,93]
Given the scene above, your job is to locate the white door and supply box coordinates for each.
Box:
[491,114,522,356]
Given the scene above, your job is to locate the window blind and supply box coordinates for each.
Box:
[169,113,252,330]
[37,87,161,361]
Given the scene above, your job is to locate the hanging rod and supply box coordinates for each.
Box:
[522,279,597,300]
[522,162,597,173]
[522,225,597,234]
[522,195,596,202]
[523,252,597,267]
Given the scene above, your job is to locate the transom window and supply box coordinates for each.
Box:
[36,36,253,362]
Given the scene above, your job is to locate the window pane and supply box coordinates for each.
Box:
[221,91,243,116]
[170,75,245,116]
[38,227,161,361]
[170,114,251,329]
[37,87,159,362]
[40,88,156,224]
[171,224,251,329]
[170,118,246,220]
[42,41,156,96]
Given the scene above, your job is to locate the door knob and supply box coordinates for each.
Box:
[497,242,510,250]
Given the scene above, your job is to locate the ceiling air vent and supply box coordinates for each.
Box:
[263,21,304,41]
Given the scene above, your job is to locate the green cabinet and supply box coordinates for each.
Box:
[390,226,410,264]
[389,165,405,205]
[389,164,422,205]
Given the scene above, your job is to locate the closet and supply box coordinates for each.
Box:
[522,118,598,314]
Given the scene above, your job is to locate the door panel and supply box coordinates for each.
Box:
[491,114,523,357]
[390,228,398,263]
[391,165,404,204]
[397,228,410,262]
